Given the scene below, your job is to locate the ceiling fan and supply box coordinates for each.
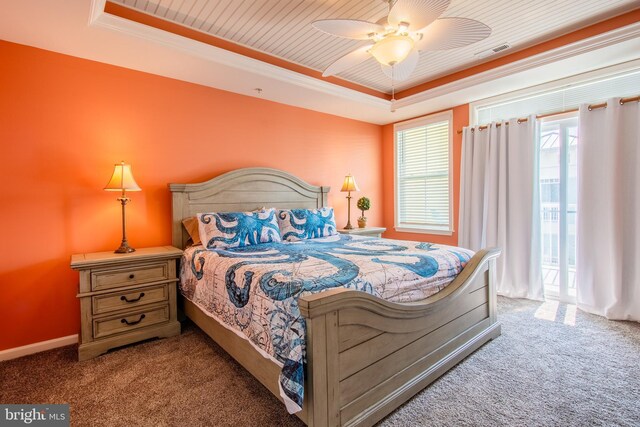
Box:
[312,0,492,84]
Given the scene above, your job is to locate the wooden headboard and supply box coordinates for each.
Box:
[168,167,330,249]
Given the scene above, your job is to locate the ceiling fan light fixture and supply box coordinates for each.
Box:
[369,31,384,42]
[370,35,414,66]
[316,1,492,80]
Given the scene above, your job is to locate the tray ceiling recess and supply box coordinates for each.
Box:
[107,0,639,96]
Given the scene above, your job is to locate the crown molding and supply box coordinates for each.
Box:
[89,0,390,111]
[393,20,640,110]
[86,0,640,122]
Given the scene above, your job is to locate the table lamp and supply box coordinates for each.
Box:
[340,174,360,229]
[104,161,141,253]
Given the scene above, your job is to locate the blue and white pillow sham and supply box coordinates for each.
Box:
[277,207,338,241]
[197,208,281,249]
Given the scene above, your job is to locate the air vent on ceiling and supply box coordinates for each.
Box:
[475,43,511,59]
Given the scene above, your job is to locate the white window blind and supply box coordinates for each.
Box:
[395,111,453,234]
[475,68,640,124]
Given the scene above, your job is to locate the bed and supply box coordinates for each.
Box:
[169,167,501,427]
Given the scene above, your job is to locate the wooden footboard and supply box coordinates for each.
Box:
[298,247,501,427]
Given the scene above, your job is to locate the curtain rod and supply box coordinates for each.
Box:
[456,95,640,134]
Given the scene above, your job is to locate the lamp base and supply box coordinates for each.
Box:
[344,223,354,230]
[114,242,136,254]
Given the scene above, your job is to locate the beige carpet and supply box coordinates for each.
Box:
[1,297,639,427]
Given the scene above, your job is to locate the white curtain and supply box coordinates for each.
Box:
[576,98,640,321]
[459,116,543,300]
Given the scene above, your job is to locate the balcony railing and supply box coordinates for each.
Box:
[541,203,577,297]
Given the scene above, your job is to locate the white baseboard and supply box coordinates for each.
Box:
[0,335,78,362]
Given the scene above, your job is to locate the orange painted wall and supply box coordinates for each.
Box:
[381,104,469,246]
[0,40,383,351]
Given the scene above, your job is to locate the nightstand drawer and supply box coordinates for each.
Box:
[91,262,169,291]
[92,284,169,315]
[93,305,170,339]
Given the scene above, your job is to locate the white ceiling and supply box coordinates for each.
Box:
[0,0,639,124]
[112,0,640,93]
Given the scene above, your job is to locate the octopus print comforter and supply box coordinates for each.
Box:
[180,233,474,414]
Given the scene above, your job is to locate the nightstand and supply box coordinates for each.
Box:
[71,246,182,361]
[337,226,386,238]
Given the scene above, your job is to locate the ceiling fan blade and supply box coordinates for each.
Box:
[415,18,491,51]
[323,44,374,77]
[388,0,450,32]
[381,50,420,81]
[312,19,385,40]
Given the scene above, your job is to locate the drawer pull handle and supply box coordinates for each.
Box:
[120,292,145,303]
[121,314,145,326]
[128,274,135,279]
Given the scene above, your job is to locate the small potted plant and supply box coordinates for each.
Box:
[356,196,370,228]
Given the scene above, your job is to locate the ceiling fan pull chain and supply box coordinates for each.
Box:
[391,64,396,113]
[392,65,395,101]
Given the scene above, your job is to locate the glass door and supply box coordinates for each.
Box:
[539,114,578,303]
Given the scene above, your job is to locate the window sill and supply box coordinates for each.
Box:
[394,226,454,236]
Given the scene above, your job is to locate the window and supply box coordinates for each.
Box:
[540,178,560,204]
[471,66,640,124]
[467,62,635,303]
[394,111,453,234]
[539,114,578,303]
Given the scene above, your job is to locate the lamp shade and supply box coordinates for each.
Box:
[341,174,360,192]
[104,161,141,192]
[369,35,414,66]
